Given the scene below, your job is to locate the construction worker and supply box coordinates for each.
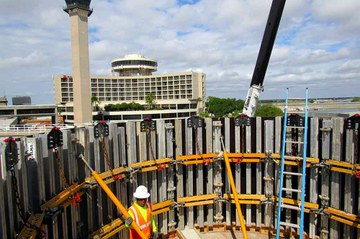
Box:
[125,185,158,239]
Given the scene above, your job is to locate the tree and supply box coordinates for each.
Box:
[104,102,145,111]
[254,104,283,117]
[145,93,156,110]
[351,96,360,102]
[206,97,245,117]
[91,96,100,111]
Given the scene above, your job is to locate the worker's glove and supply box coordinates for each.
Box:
[152,231,159,239]
[124,216,133,225]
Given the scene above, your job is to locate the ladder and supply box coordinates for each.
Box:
[275,88,309,239]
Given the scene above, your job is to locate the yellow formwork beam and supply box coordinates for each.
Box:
[177,194,217,203]
[131,158,173,169]
[325,207,360,223]
[85,166,128,185]
[228,153,267,158]
[40,182,85,210]
[177,154,217,161]
[327,160,359,169]
[152,200,173,215]
[328,215,360,229]
[224,194,266,200]
[17,213,45,239]
[91,218,126,239]
[223,151,248,239]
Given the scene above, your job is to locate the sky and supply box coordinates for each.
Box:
[0,0,359,104]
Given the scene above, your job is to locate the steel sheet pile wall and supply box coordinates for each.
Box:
[0,116,359,238]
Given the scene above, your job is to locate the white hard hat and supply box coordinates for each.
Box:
[133,185,150,199]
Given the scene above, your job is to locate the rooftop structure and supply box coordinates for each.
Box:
[0,97,7,106]
[111,54,158,76]
[12,96,31,105]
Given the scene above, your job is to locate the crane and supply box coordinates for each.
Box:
[242,0,286,117]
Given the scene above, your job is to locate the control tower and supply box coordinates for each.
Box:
[111,54,158,76]
[64,0,93,126]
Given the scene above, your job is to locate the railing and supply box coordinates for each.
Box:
[0,124,71,136]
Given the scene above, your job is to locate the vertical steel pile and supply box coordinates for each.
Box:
[0,116,359,238]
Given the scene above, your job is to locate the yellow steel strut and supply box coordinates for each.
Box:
[223,151,249,239]
[79,154,147,239]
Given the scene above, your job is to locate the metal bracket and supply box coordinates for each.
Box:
[140,118,156,132]
[260,193,274,204]
[287,113,304,127]
[47,127,63,149]
[4,137,20,171]
[345,113,360,129]
[94,121,109,138]
[187,116,202,128]
[235,114,251,126]
[172,201,185,209]
[43,207,63,225]
[214,196,229,203]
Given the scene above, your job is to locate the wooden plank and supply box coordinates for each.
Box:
[175,119,185,230]
[330,118,343,239]
[264,119,275,228]
[205,118,214,227]
[321,119,332,238]
[309,118,319,238]
[256,117,262,228]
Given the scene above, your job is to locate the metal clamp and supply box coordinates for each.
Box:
[187,116,203,128]
[47,127,63,149]
[140,118,156,132]
[235,114,251,126]
[345,113,360,129]
[94,121,109,138]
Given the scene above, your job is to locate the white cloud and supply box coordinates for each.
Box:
[0,0,359,104]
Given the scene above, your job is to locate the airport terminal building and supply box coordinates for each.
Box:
[54,54,206,123]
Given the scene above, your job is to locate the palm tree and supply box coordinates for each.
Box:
[145,93,156,110]
[91,96,100,111]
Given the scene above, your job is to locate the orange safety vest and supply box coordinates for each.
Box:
[129,202,152,239]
